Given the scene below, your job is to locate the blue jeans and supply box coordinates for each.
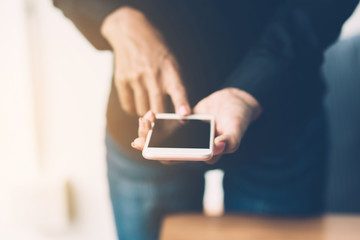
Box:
[106,110,327,240]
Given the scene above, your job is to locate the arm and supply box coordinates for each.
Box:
[193,0,358,160]
[54,1,191,116]
[53,0,156,50]
[223,0,359,114]
[133,0,357,162]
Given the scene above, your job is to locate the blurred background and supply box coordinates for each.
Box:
[0,0,359,239]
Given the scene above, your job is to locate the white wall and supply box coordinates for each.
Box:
[33,0,116,239]
[0,0,116,239]
[341,3,360,39]
[0,0,39,237]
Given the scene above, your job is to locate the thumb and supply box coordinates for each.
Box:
[214,134,241,154]
[213,140,226,155]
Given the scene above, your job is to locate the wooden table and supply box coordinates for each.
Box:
[160,214,360,240]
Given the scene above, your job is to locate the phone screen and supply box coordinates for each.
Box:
[148,119,211,148]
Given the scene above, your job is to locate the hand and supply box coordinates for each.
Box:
[131,110,154,150]
[131,111,189,165]
[131,88,262,165]
[101,7,190,116]
[193,88,262,164]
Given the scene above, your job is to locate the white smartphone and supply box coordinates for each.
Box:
[142,113,215,161]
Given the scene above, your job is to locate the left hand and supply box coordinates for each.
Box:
[193,88,262,164]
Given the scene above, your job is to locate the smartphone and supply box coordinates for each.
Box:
[142,113,215,161]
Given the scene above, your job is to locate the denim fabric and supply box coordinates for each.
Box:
[106,135,206,240]
[106,109,327,240]
[222,110,328,215]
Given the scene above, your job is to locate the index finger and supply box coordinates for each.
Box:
[161,59,191,116]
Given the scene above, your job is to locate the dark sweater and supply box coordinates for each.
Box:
[53,0,358,159]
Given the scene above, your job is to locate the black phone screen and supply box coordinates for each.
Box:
[148,119,211,148]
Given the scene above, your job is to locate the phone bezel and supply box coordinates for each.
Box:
[142,113,215,161]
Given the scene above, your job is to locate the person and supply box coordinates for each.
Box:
[53,1,358,239]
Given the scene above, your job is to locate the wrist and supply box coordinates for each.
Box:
[224,88,262,122]
[101,7,145,45]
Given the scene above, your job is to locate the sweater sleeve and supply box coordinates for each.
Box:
[222,0,358,114]
[52,0,157,50]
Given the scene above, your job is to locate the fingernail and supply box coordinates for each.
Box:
[179,106,189,116]
[217,141,226,149]
[131,141,136,148]
[214,141,226,155]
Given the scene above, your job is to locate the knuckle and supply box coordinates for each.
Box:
[163,54,177,67]
[120,100,131,108]
[176,84,186,94]
[151,89,162,98]
[122,105,134,115]
[162,57,172,68]
[135,88,146,97]
[137,109,147,116]
[162,58,178,75]
[114,75,126,85]
[167,75,184,89]
[143,65,154,75]
[145,72,159,85]
[132,77,143,86]
[167,83,182,94]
